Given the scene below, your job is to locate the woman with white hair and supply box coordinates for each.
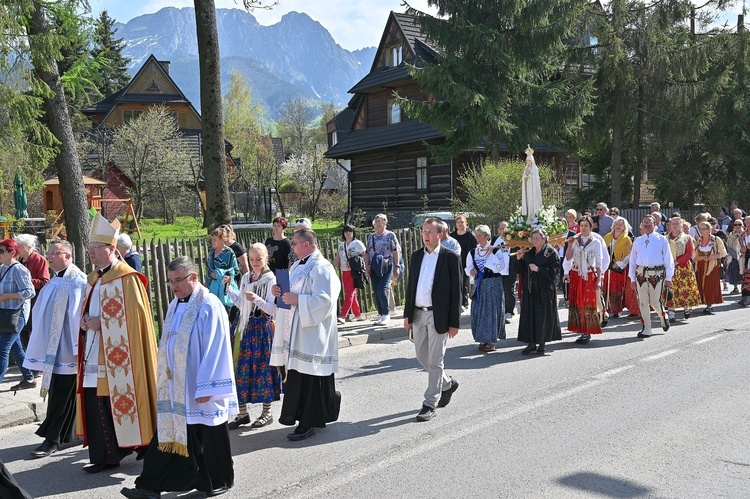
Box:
[465,225,505,352]
[116,234,142,272]
[15,234,49,364]
[366,214,400,325]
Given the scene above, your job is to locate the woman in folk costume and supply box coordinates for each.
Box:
[693,221,726,314]
[521,145,543,222]
[226,243,280,430]
[725,218,744,294]
[564,216,604,344]
[465,225,506,353]
[666,217,701,321]
[602,218,639,318]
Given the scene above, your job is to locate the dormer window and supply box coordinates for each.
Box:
[388,44,403,67]
[388,100,401,125]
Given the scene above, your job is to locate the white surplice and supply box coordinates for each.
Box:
[23,265,87,375]
[163,294,238,426]
[270,250,340,376]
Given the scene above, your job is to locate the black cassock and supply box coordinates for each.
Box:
[515,243,562,344]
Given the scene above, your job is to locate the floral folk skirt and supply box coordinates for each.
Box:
[231,315,281,405]
[668,265,701,309]
[568,270,602,334]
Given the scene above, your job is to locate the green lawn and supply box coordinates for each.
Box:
[131,216,344,242]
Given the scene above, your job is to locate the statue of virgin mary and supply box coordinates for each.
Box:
[521,145,543,222]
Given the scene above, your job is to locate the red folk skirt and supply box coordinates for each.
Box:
[695,257,724,306]
[568,270,602,334]
[603,267,639,315]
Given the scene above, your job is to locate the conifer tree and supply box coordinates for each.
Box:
[400,1,594,162]
[92,10,131,97]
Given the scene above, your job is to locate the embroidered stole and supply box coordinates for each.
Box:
[156,284,208,457]
[40,265,81,401]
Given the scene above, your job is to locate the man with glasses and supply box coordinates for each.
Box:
[75,214,158,474]
[595,203,614,235]
[122,257,237,499]
[629,215,674,338]
[22,238,87,458]
[270,227,341,441]
[403,218,462,422]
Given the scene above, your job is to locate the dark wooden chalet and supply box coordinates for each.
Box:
[325,11,582,226]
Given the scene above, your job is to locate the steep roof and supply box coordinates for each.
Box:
[324,120,443,159]
[82,55,202,128]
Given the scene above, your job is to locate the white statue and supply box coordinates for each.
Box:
[521,144,543,222]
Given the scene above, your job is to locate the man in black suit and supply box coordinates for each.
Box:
[403,218,462,422]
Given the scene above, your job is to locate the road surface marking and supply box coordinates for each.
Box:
[595,365,635,379]
[694,334,723,345]
[642,349,679,361]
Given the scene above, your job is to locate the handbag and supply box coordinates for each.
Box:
[0,263,22,333]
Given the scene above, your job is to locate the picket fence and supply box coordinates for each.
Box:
[135,228,424,333]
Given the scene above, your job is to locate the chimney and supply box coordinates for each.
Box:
[159,61,171,75]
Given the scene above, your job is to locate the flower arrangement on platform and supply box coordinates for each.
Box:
[503,205,568,247]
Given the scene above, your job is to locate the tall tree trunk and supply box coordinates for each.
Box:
[28,1,89,267]
[633,83,644,208]
[194,0,231,230]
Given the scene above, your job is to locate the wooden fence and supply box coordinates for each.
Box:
[135,228,424,333]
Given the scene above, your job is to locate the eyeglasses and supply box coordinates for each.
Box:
[421,230,437,236]
[165,274,193,287]
[734,223,743,226]
[596,208,605,212]
[87,244,110,252]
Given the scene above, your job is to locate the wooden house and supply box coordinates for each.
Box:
[43,176,106,214]
[81,55,237,217]
[324,11,583,226]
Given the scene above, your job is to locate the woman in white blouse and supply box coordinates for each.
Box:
[564,216,604,344]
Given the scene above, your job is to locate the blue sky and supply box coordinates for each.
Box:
[89,0,439,51]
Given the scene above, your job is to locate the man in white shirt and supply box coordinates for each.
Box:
[404,218,462,422]
[629,215,675,337]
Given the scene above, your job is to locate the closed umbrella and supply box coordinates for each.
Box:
[13,171,28,219]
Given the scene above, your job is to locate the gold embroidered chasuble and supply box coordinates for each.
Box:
[75,260,158,448]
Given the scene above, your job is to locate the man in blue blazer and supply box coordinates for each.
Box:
[403,218,462,422]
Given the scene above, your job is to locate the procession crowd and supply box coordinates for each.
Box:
[0,200,746,498]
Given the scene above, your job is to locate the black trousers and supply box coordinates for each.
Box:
[279,370,341,429]
[0,458,32,499]
[135,423,234,494]
[83,388,134,465]
[501,274,517,315]
[36,373,77,444]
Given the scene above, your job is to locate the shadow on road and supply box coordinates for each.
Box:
[557,471,653,497]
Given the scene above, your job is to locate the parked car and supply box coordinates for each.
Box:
[412,212,455,227]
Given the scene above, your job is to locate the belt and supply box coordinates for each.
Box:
[639,265,665,271]
[415,306,433,311]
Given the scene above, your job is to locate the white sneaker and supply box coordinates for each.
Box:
[337,317,346,325]
[381,315,390,323]
[373,315,385,325]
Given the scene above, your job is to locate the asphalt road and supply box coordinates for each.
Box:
[2,299,749,498]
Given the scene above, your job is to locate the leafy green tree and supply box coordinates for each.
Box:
[583,0,730,207]
[452,158,561,228]
[277,98,315,155]
[400,1,594,162]
[92,10,131,97]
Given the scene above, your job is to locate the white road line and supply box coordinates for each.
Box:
[595,365,635,379]
[642,349,679,362]
[694,334,723,345]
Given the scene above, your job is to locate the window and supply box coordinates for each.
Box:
[388,101,401,125]
[390,45,403,67]
[123,110,143,123]
[416,157,427,190]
